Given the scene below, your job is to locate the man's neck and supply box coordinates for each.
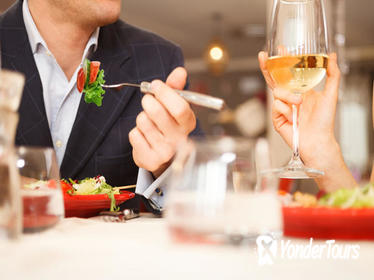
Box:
[28,0,96,80]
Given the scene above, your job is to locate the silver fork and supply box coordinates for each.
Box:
[101,81,225,111]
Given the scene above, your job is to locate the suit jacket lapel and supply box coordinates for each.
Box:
[0,1,53,147]
[60,24,138,178]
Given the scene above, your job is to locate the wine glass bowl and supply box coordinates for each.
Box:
[267,0,329,178]
[266,54,328,94]
[17,147,64,233]
[268,0,329,58]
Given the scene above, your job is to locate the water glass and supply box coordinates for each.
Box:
[0,70,25,240]
[166,137,282,244]
[0,144,22,239]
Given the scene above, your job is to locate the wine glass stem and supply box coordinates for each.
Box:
[292,104,300,162]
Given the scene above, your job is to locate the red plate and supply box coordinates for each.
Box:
[64,191,135,218]
[283,206,374,240]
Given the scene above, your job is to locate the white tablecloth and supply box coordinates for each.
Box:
[0,215,373,280]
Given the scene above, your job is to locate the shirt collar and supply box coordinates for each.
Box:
[22,0,100,55]
[87,26,100,53]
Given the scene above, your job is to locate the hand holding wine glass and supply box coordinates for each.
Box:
[259,52,339,152]
[265,0,331,178]
[259,51,357,191]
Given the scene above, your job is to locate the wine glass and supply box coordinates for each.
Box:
[17,147,64,233]
[267,0,329,178]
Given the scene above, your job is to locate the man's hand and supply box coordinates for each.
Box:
[258,52,357,191]
[129,67,196,178]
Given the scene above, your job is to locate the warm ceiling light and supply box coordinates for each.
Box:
[204,13,230,76]
[205,39,229,75]
[209,46,224,61]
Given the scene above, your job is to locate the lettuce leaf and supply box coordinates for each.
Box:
[83,69,106,107]
[318,183,374,208]
[81,59,106,107]
[71,177,119,211]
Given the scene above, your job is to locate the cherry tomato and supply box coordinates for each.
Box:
[278,190,288,196]
[77,68,86,93]
[60,180,74,195]
[89,61,101,84]
[47,180,58,189]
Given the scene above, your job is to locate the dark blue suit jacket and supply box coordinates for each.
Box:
[0,0,202,188]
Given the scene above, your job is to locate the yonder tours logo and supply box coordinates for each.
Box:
[256,235,360,265]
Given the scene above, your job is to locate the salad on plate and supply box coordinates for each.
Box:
[281,183,374,209]
[61,176,120,211]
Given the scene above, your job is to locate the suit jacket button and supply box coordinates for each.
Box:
[55,140,63,148]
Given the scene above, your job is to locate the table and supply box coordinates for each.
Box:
[0,215,373,280]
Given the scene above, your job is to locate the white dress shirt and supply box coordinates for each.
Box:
[22,0,165,210]
[22,0,99,167]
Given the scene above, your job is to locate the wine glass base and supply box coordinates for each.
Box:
[269,166,324,179]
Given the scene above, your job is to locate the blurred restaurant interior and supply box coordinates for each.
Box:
[1,0,374,188]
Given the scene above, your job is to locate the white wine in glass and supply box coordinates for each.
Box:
[267,0,329,178]
[267,54,328,93]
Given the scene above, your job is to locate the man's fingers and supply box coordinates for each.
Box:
[130,67,196,175]
[129,127,165,172]
[166,67,187,90]
[129,127,151,152]
[141,94,180,136]
[135,112,176,164]
[150,80,196,131]
[273,88,302,105]
[129,128,153,166]
[136,112,164,149]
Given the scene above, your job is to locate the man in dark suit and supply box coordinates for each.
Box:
[0,0,202,211]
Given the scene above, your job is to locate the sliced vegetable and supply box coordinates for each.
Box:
[89,61,101,84]
[47,180,58,189]
[61,180,74,195]
[77,68,86,93]
[83,58,91,84]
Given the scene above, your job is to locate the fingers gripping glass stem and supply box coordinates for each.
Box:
[292,104,299,160]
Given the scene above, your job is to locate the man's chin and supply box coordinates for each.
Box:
[92,3,121,27]
[97,15,120,27]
